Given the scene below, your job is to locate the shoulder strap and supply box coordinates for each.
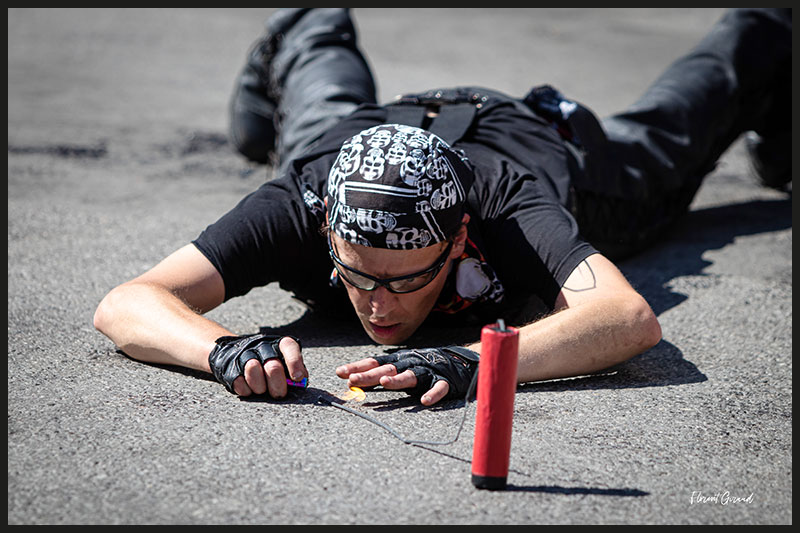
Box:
[385,102,476,145]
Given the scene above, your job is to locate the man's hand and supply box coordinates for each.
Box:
[209,334,307,398]
[336,347,479,406]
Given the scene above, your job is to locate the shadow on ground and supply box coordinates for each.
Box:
[620,197,791,317]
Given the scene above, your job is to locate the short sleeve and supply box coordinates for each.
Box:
[192,174,327,302]
[471,171,597,309]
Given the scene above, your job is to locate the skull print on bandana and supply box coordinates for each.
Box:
[327,124,475,250]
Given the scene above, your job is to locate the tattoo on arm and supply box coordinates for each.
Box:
[562,260,597,292]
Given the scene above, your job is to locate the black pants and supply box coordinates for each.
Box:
[580,8,791,258]
[229,8,791,259]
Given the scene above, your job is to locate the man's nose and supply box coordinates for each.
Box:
[369,286,395,315]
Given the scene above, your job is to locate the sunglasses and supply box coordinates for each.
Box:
[328,233,453,294]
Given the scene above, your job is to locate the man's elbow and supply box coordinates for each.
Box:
[93,283,129,337]
[629,294,662,352]
[93,289,113,336]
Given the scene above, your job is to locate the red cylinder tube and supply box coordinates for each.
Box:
[471,321,519,490]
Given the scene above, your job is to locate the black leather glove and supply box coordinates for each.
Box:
[208,333,300,394]
[373,346,480,400]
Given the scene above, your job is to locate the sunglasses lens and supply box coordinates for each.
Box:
[336,266,377,291]
[387,271,437,293]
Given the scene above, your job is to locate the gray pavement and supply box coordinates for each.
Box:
[7,8,792,525]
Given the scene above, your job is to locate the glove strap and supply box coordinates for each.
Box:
[442,345,480,364]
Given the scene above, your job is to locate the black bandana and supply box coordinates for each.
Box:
[326,124,475,250]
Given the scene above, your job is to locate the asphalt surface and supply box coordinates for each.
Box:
[7,8,792,525]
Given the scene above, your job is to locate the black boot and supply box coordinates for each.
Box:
[744,49,792,191]
[228,9,312,164]
[746,131,791,191]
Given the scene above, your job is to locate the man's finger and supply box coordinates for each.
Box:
[381,372,451,406]
[279,336,306,381]
[233,375,253,397]
[347,363,397,388]
[379,369,418,390]
[264,358,288,398]
[420,380,450,406]
[244,358,267,395]
[335,357,381,379]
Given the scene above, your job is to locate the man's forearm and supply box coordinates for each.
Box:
[468,295,661,383]
[93,281,232,373]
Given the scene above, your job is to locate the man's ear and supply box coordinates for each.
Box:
[450,213,471,258]
[458,213,471,241]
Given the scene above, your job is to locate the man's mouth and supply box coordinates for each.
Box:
[369,321,401,339]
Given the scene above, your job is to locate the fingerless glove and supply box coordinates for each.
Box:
[208,333,299,393]
[373,346,479,400]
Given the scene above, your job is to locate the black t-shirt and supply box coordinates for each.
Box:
[193,92,597,321]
